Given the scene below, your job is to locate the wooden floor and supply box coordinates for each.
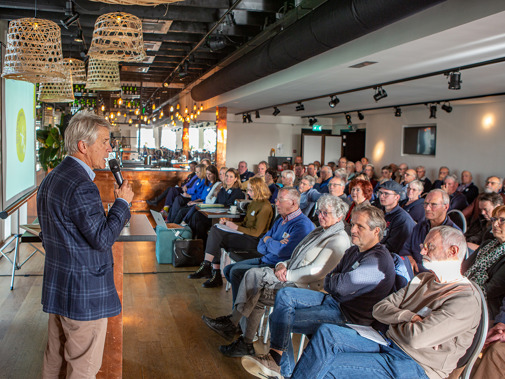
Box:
[0,227,270,378]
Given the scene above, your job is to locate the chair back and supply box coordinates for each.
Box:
[448,209,467,233]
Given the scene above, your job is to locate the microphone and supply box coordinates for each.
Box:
[108,159,124,188]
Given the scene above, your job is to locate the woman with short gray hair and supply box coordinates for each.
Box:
[401,179,425,223]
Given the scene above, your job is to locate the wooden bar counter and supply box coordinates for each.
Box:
[94,167,190,211]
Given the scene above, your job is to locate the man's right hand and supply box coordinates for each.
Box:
[115,179,134,204]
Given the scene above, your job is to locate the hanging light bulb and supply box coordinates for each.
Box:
[193,104,197,111]
[129,119,132,124]
[101,105,105,112]
[170,105,174,112]
[110,113,114,119]
[153,117,156,122]
[118,98,123,106]
[135,109,140,115]
[185,107,188,114]
[117,111,121,116]
[160,111,164,118]
[200,104,203,111]
[177,104,180,110]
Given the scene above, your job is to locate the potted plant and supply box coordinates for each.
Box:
[36,114,70,171]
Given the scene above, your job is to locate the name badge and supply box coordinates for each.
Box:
[227,189,232,194]
[282,232,290,239]
[251,210,256,216]
[352,261,360,270]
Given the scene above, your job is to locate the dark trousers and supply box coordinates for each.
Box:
[164,187,183,207]
[167,195,190,223]
[188,211,212,245]
[204,226,260,265]
[223,258,274,304]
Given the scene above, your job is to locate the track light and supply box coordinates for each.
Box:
[60,12,80,29]
[394,107,402,117]
[441,102,452,113]
[242,113,247,123]
[273,107,280,116]
[255,110,260,119]
[295,102,305,112]
[447,71,462,90]
[247,113,252,123]
[328,95,340,108]
[373,86,388,102]
[357,111,364,121]
[429,104,437,119]
[345,114,352,125]
[74,29,83,43]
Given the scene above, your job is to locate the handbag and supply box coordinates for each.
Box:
[173,239,204,267]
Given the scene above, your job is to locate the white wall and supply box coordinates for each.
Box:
[361,97,505,189]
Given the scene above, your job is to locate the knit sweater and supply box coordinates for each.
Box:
[373,272,481,379]
[236,199,273,237]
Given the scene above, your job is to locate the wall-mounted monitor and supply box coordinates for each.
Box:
[402,124,436,156]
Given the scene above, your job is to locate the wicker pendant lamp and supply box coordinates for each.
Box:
[88,12,146,62]
[63,58,87,84]
[85,58,121,91]
[88,0,183,5]
[1,18,66,83]
[39,68,75,103]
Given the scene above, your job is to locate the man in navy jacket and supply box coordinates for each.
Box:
[38,111,134,378]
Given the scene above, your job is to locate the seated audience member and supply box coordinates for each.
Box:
[305,163,318,180]
[290,226,481,379]
[463,205,505,318]
[399,189,459,273]
[165,164,206,222]
[378,165,393,185]
[293,155,303,165]
[146,161,197,208]
[188,178,273,288]
[401,180,426,223]
[363,163,378,188]
[395,163,408,183]
[458,170,479,204]
[333,168,347,182]
[377,181,416,254]
[442,174,468,211]
[416,165,432,194]
[224,187,315,303]
[201,158,212,167]
[167,165,219,224]
[338,156,347,169]
[241,205,396,379]
[281,161,290,171]
[463,176,505,222]
[344,179,373,225]
[471,296,505,379]
[238,161,254,183]
[432,166,450,189]
[465,193,503,249]
[240,161,268,190]
[327,161,337,173]
[298,176,320,216]
[280,169,295,188]
[400,169,417,200]
[264,168,279,202]
[203,195,350,357]
[187,168,245,244]
[360,157,369,166]
[293,163,305,187]
[346,161,356,181]
[313,165,333,193]
[328,176,351,205]
[355,160,363,174]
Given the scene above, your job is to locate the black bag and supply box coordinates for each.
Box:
[173,239,204,267]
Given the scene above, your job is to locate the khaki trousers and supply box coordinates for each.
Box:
[472,341,505,379]
[42,313,108,379]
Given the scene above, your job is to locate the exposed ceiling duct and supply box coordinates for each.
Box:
[191,0,445,102]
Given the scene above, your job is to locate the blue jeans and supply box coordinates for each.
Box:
[269,287,347,378]
[291,324,429,379]
[223,258,273,304]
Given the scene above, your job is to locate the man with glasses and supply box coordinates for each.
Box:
[328,176,351,205]
[416,165,432,194]
[298,176,320,216]
[463,176,505,222]
[432,166,450,189]
[223,187,315,304]
[442,174,468,211]
[399,189,460,273]
[241,205,396,379]
[378,181,416,254]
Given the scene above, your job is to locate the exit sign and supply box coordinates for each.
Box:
[312,124,322,132]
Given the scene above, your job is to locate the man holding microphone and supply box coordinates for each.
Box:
[37,111,134,378]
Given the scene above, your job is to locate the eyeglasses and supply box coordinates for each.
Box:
[423,202,443,209]
[486,181,501,186]
[275,197,290,203]
[328,183,344,187]
[316,210,332,217]
[490,217,505,226]
[378,190,395,197]
[419,243,437,252]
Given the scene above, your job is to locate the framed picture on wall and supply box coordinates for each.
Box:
[402,124,436,156]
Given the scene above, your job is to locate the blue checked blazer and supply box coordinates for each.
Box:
[37,157,130,321]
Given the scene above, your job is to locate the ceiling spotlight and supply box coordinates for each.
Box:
[255,110,260,119]
[441,102,453,113]
[61,12,80,29]
[345,114,352,125]
[429,104,437,119]
[329,95,340,108]
[447,71,462,90]
[246,113,253,123]
[295,102,305,112]
[357,111,364,121]
[273,107,280,116]
[308,117,318,126]
[394,107,402,117]
[242,113,247,123]
[373,86,388,102]
[74,29,83,43]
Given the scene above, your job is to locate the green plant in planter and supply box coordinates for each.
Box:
[37,115,69,171]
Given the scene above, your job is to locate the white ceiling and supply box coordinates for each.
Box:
[204,1,505,119]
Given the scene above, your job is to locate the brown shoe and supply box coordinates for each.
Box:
[241,353,283,378]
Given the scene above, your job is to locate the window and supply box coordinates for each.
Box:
[140,128,155,148]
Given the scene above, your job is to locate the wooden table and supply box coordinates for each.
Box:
[98,214,156,379]
[197,207,244,224]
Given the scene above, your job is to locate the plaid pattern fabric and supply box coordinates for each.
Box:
[37,157,130,321]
